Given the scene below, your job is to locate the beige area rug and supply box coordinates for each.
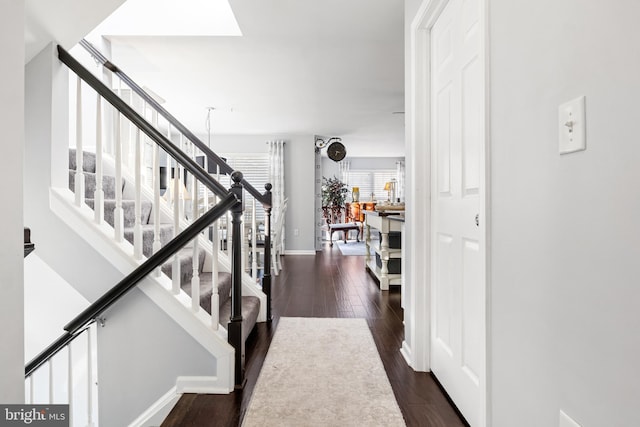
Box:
[242,317,406,427]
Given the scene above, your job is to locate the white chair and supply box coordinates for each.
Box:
[271,198,288,275]
[250,198,288,276]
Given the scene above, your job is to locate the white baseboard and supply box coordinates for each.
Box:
[128,376,230,427]
[283,250,316,255]
[400,341,414,369]
[127,386,180,427]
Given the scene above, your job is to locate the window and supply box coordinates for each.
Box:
[346,169,397,201]
[215,153,269,223]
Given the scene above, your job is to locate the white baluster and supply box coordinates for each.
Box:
[87,328,93,427]
[49,359,54,403]
[171,156,181,295]
[28,375,34,404]
[152,125,163,277]
[68,344,73,427]
[210,175,219,330]
[94,95,104,225]
[134,128,143,259]
[178,135,185,221]
[226,211,232,257]
[242,214,248,273]
[251,199,258,281]
[75,76,85,207]
[191,174,200,313]
[125,90,134,167]
[114,112,124,242]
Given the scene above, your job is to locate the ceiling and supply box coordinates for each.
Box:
[30,0,406,158]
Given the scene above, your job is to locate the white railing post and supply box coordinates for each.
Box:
[75,76,85,207]
[226,210,232,257]
[191,167,201,313]
[48,359,54,403]
[242,216,247,273]
[171,153,181,295]
[133,128,143,259]
[251,199,258,281]
[114,112,124,242]
[210,166,220,330]
[87,327,94,427]
[28,375,34,404]
[68,345,74,427]
[152,125,164,277]
[94,95,105,225]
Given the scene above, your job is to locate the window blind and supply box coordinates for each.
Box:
[346,169,397,201]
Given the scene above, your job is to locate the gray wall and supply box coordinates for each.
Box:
[0,0,25,404]
[200,134,317,252]
[489,1,640,426]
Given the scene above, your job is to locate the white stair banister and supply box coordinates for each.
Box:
[191,143,201,313]
[68,344,73,427]
[87,327,93,426]
[133,127,143,259]
[94,95,105,225]
[48,359,54,403]
[113,111,124,243]
[210,165,220,330]
[171,156,181,295]
[251,198,258,281]
[28,375,34,404]
[74,75,85,207]
[152,122,163,277]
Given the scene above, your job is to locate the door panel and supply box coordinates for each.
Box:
[436,85,453,195]
[430,0,484,425]
[435,233,455,355]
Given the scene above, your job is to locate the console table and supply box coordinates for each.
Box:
[364,210,404,290]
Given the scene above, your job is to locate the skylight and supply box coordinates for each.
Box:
[89,0,242,37]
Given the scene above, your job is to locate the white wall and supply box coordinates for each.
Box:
[0,0,25,404]
[24,254,90,361]
[200,133,317,252]
[490,1,640,426]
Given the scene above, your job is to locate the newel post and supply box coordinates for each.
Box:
[229,171,245,388]
[262,183,273,322]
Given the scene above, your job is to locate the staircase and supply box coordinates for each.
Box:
[23,42,275,426]
[68,148,261,338]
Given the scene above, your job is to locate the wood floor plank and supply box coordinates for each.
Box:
[162,243,467,426]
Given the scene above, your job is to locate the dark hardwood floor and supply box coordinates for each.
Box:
[162,243,467,427]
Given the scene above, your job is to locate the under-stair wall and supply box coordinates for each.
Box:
[25,42,232,427]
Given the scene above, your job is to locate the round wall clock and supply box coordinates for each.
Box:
[327,141,346,162]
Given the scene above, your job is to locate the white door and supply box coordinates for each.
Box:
[430,0,485,425]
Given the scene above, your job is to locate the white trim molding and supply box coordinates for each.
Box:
[128,376,230,427]
[283,250,316,256]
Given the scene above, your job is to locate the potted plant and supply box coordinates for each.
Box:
[322,176,348,224]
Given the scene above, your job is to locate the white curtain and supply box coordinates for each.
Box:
[339,160,351,186]
[267,140,286,247]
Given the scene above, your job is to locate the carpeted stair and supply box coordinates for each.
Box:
[69,149,260,338]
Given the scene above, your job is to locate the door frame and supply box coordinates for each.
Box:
[405,0,491,425]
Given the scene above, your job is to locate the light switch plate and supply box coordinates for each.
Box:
[559,410,582,427]
[559,96,586,154]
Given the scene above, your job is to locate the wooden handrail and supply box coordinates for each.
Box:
[25,193,238,377]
